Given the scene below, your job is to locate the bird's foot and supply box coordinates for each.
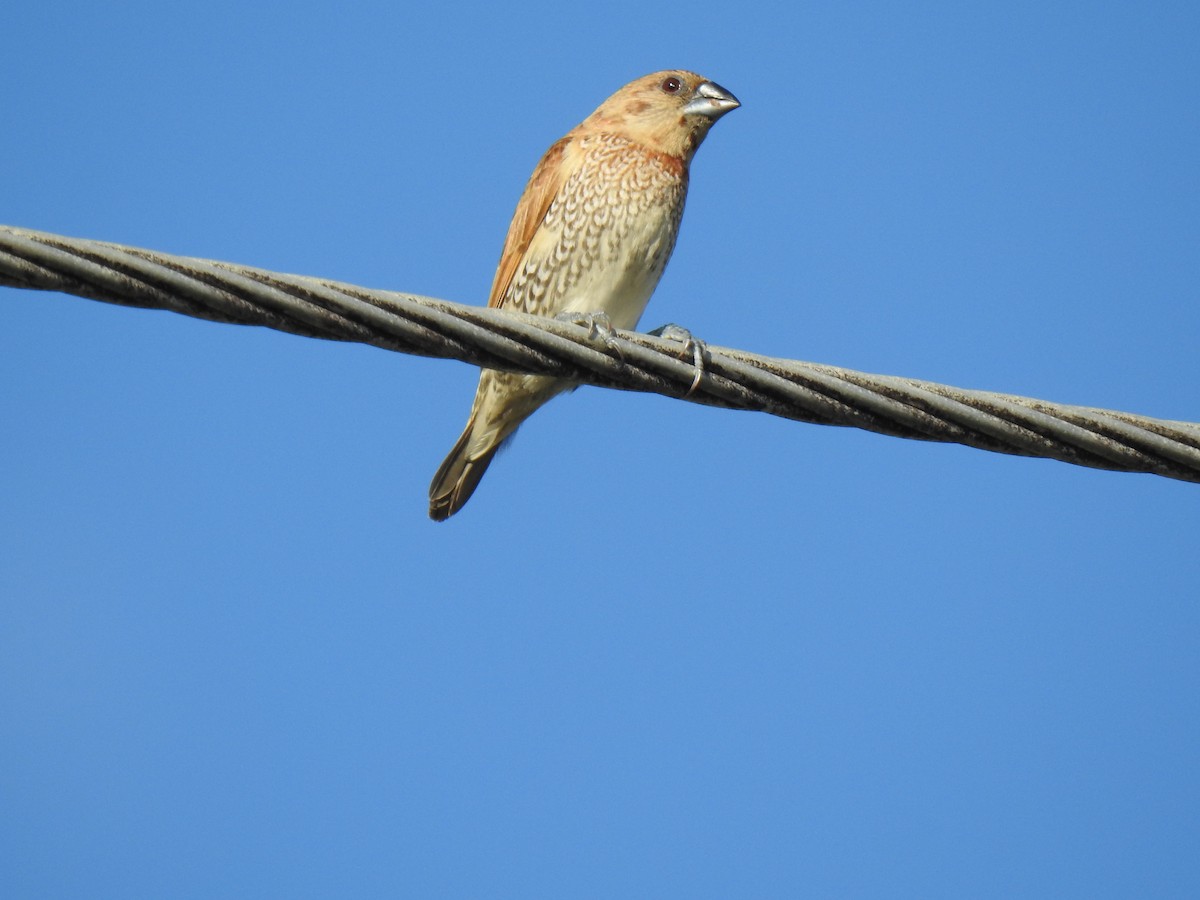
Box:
[650,323,707,396]
[556,310,625,361]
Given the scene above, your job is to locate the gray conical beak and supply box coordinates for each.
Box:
[683,81,741,119]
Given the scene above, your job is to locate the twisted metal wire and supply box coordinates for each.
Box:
[3,224,1198,484]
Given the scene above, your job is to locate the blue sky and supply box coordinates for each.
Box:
[3,1,1198,896]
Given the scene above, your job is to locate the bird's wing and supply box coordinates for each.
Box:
[487,136,572,310]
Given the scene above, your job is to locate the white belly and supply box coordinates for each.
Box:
[557,196,679,331]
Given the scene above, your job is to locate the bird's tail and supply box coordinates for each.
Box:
[429,370,565,520]
[428,413,501,521]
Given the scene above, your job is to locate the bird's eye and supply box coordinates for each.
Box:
[661,76,682,94]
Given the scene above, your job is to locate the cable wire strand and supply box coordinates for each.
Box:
[3,224,1198,483]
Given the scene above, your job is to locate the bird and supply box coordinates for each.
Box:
[429,70,739,520]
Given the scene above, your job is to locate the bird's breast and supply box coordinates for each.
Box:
[508,134,688,330]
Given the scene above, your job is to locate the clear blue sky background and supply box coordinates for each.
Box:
[3,2,1198,897]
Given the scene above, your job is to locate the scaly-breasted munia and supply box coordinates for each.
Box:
[429,70,739,520]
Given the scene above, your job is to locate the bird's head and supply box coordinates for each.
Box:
[580,70,740,162]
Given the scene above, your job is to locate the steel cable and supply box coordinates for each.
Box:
[3,224,1198,483]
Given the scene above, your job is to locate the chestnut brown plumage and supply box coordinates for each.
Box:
[429,70,739,520]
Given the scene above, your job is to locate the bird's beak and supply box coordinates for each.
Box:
[683,81,740,119]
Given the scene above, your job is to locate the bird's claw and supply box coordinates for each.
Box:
[650,323,706,396]
[556,310,625,361]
